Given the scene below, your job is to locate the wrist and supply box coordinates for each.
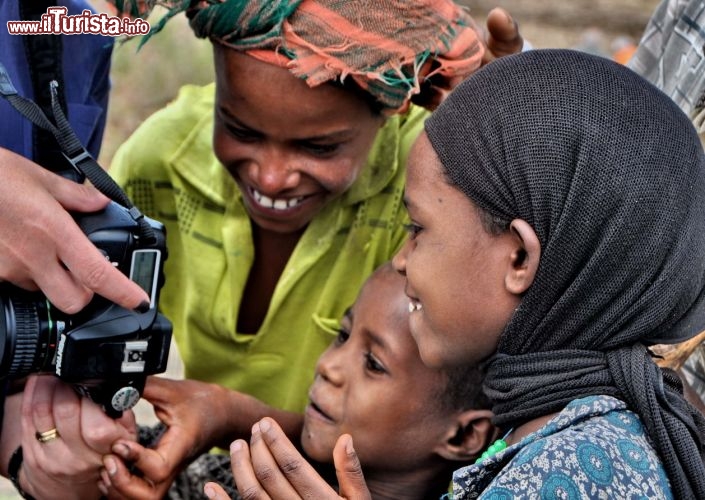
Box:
[0,392,23,478]
[226,392,304,442]
[203,387,266,450]
[8,447,36,500]
[176,381,248,454]
[212,385,256,447]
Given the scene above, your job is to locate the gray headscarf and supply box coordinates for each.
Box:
[425,49,705,499]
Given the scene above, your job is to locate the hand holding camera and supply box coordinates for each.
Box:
[0,201,172,417]
[0,63,172,418]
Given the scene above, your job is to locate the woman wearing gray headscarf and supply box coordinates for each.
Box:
[412,48,705,499]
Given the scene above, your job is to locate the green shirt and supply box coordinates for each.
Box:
[111,83,426,412]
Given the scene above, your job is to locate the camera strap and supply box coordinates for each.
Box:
[0,62,157,244]
[20,0,69,176]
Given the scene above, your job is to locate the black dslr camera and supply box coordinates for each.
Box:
[0,60,172,417]
[0,202,172,418]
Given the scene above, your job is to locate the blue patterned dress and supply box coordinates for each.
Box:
[451,395,672,499]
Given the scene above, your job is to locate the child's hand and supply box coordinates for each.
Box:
[98,440,171,499]
[203,481,231,499]
[226,417,371,499]
[97,376,221,499]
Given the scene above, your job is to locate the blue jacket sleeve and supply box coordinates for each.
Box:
[0,0,114,159]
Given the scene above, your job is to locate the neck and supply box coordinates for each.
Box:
[237,223,305,333]
[252,223,305,251]
[363,465,454,500]
[505,412,559,446]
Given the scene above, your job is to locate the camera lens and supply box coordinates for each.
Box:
[0,292,58,377]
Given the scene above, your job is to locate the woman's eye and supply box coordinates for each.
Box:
[335,328,350,345]
[403,223,423,239]
[301,142,340,156]
[225,124,259,141]
[365,352,386,374]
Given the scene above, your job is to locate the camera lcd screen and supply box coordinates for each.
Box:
[130,249,161,307]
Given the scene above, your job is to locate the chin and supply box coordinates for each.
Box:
[254,218,309,234]
[301,434,335,463]
[418,349,446,370]
[245,208,313,233]
[415,338,449,370]
[410,327,439,367]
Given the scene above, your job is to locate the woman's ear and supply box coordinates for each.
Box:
[505,219,540,295]
[435,409,496,462]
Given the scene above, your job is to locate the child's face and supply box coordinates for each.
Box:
[393,133,520,369]
[212,47,384,235]
[301,268,457,470]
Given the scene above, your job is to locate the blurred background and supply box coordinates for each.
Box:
[0,0,662,497]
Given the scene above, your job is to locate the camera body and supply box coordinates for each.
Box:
[0,201,172,417]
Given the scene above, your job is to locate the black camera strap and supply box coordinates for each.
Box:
[0,62,156,245]
[20,0,68,175]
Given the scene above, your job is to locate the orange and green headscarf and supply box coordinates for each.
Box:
[109,0,484,113]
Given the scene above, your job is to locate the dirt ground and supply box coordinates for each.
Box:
[0,1,665,498]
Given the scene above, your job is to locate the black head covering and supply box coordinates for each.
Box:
[425,49,705,498]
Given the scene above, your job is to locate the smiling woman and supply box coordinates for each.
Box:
[418,48,705,499]
[211,48,384,236]
[393,133,529,370]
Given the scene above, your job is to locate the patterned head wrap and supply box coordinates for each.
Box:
[425,49,705,499]
[109,0,483,113]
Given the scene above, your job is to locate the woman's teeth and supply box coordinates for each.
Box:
[252,189,305,210]
[408,301,422,312]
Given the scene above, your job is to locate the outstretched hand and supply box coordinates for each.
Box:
[99,439,174,499]
[204,417,371,500]
[0,147,150,313]
[98,377,308,498]
[97,376,226,499]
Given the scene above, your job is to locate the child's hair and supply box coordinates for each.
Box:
[440,363,489,412]
[424,48,705,498]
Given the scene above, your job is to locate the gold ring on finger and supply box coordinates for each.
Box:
[35,428,60,443]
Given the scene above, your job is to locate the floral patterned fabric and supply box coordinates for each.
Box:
[452,395,672,499]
